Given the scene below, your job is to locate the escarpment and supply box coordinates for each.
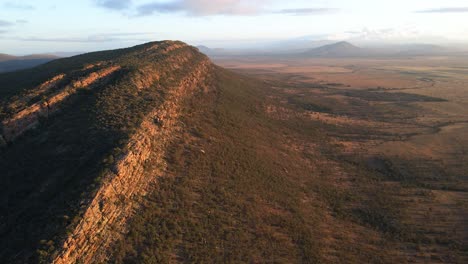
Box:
[0,41,215,263]
[53,58,213,264]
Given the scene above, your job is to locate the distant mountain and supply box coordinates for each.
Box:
[51,51,84,57]
[196,45,227,56]
[0,59,57,73]
[0,54,17,62]
[0,53,59,62]
[267,38,336,53]
[195,40,463,58]
[0,53,60,73]
[301,41,365,57]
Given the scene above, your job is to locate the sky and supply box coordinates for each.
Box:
[0,0,468,54]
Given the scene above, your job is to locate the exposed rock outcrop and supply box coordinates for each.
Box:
[0,41,213,263]
[71,66,120,88]
[52,58,212,264]
[145,42,186,54]
[38,74,66,92]
[0,65,121,142]
[131,67,161,90]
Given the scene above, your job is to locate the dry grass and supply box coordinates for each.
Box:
[213,54,468,262]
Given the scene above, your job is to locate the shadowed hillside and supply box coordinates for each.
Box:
[0,54,60,73]
[0,41,212,263]
[1,41,467,263]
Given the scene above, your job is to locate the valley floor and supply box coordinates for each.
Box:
[215,55,468,263]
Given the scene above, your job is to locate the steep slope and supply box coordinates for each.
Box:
[3,40,465,264]
[108,68,329,263]
[106,55,467,263]
[301,41,365,57]
[0,41,213,263]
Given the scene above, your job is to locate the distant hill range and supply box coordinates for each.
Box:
[298,41,457,58]
[300,41,365,57]
[0,53,60,73]
[196,45,228,56]
[198,41,461,58]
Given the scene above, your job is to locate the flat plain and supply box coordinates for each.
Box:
[213,54,468,263]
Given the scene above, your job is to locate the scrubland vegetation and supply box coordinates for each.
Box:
[0,41,208,263]
[109,66,453,263]
[1,43,467,263]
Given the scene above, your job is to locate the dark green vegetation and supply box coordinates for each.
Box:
[1,42,467,263]
[288,96,332,113]
[108,67,438,263]
[111,69,324,263]
[0,58,57,73]
[0,41,208,263]
[0,43,172,100]
[216,56,468,262]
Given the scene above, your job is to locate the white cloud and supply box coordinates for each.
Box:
[416,7,468,13]
[3,2,35,10]
[324,27,450,44]
[0,20,13,27]
[16,32,157,43]
[95,0,132,10]
[275,8,339,16]
[137,0,269,16]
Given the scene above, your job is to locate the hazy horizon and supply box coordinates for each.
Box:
[1,0,468,55]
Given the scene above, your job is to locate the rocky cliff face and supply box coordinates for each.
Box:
[0,41,215,263]
[52,55,213,264]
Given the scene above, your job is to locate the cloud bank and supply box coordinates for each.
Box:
[3,2,35,10]
[137,0,267,16]
[416,7,468,13]
[276,8,339,16]
[94,0,336,17]
[17,32,157,43]
[0,20,13,27]
[95,0,132,10]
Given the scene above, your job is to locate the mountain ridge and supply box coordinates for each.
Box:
[0,40,215,263]
[2,40,466,263]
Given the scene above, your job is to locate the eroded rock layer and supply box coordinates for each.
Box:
[53,58,212,264]
[0,41,214,263]
[1,65,121,141]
